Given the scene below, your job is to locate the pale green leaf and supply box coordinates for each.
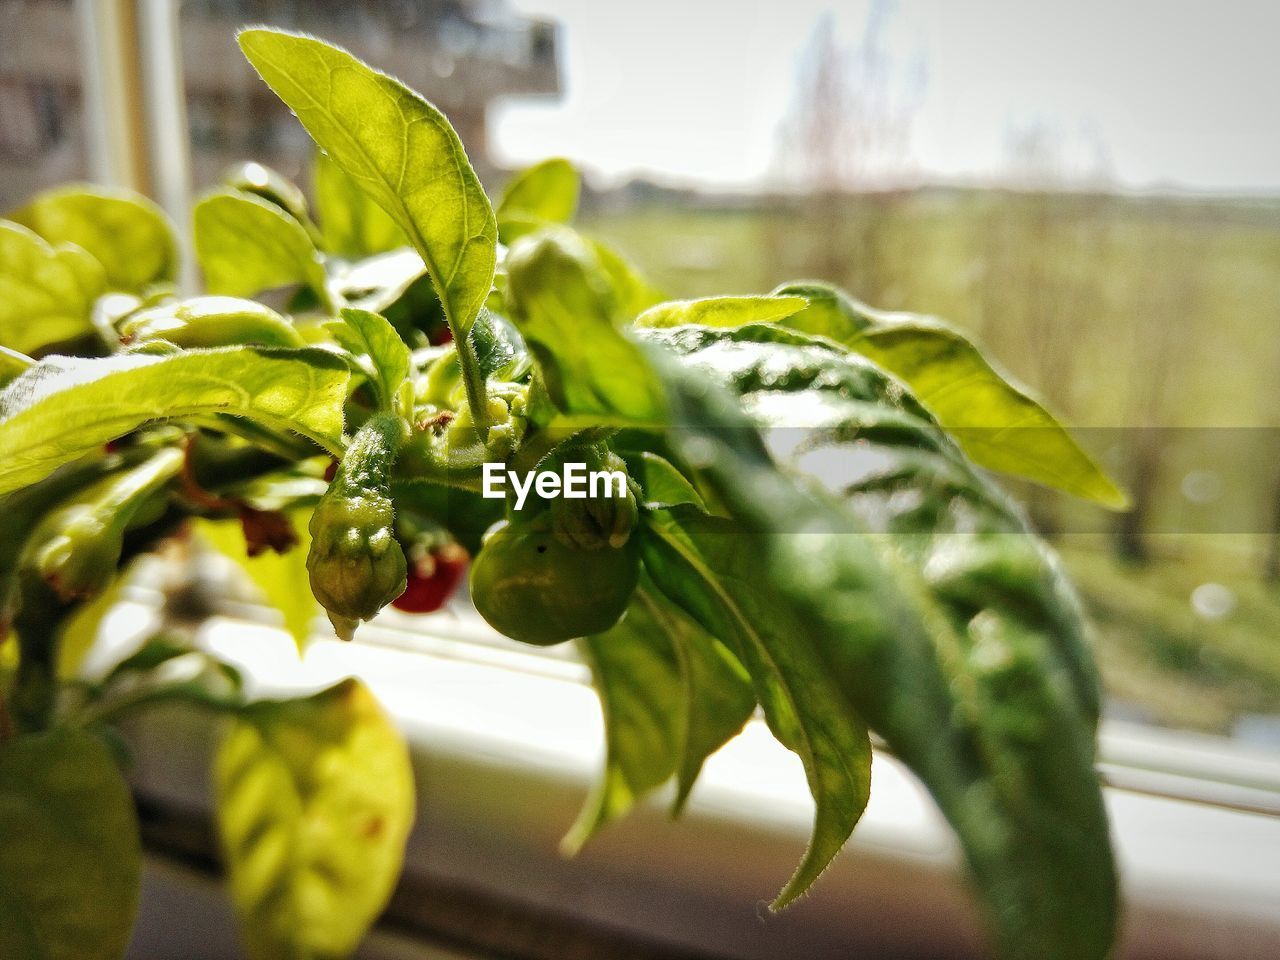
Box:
[0,728,141,960]
[325,308,411,411]
[497,158,580,243]
[194,189,329,306]
[327,248,427,315]
[505,227,665,428]
[0,346,350,495]
[10,184,177,292]
[565,586,753,852]
[314,150,408,258]
[0,221,105,355]
[198,510,319,651]
[590,239,665,317]
[774,282,1128,508]
[120,296,305,349]
[637,295,808,330]
[215,678,415,960]
[239,29,497,338]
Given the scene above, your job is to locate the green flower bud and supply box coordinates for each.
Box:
[307,413,409,640]
[547,445,638,551]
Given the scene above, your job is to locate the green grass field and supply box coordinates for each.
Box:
[584,190,1280,737]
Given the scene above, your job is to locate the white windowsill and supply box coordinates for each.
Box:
[93,589,1280,960]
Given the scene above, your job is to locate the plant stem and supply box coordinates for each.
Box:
[11,576,67,734]
[453,329,491,442]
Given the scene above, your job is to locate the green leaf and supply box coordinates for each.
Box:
[0,728,141,960]
[565,586,753,852]
[497,158,580,243]
[10,184,177,292]
[120,296,305,349]
[644,327,1117,959]
[198,509,319,651]
[0,346,33,389]
[590,239,665,317]
[623,450,704,511]
[193,189,329,307]
[215,678,415,960]
[325,308,411,412]
[773,282,1128,508]
[636,295,808,330]
[313,150,407,258]
[505,227,666,428]
[0,346,350,495]
[0,221,105,355]
[239,29,497,339]
[641,505,873,908]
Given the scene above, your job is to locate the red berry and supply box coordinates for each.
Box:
[391,544,468,613]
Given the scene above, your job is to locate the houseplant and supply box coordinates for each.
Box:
[0,28,1126,960]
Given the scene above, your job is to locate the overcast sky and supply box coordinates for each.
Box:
[494,0,1280,194]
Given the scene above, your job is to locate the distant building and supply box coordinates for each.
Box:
[0,0,560,204]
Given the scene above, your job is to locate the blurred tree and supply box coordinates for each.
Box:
[772,2,922,302]
[973,121,1115,536]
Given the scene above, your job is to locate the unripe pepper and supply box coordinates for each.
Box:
[307,412,409,640]
[26,448,184,602]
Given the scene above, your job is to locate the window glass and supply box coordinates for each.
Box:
[178,0,557,191]
[500,0,1280,746]
[0,0,90,207]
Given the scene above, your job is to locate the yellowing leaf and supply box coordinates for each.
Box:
[198,510,319,651]
[215,679,414,960]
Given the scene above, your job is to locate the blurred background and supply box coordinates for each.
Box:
[1,0,1277,740]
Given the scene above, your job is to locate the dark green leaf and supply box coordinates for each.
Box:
[644,327,1116,959]
[215,678,414,960]
[641,504,873,908]
[239,29,497,339]
[565,585,753,851]
[0,728,141,960]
